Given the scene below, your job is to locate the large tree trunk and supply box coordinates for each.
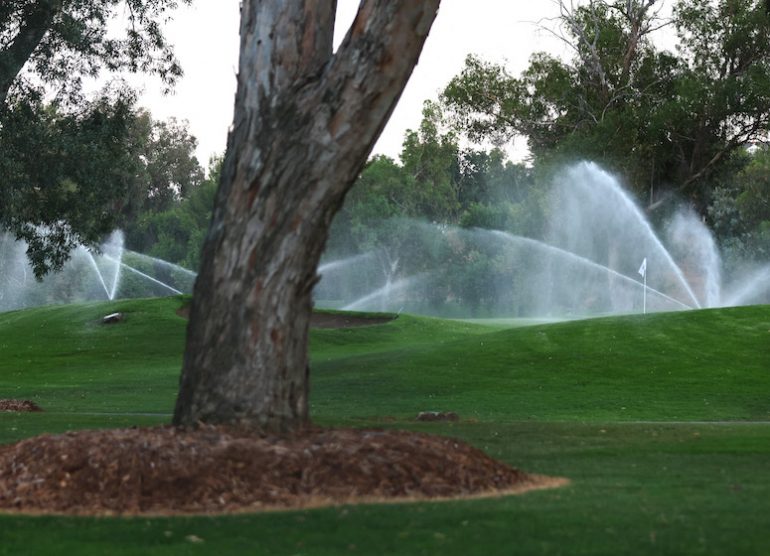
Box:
[173,0,440,432]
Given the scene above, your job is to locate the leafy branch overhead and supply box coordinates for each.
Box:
[0,0,190,277]
[0,0,188,104]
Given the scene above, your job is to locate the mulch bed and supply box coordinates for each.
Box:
[0,426,566,516]
[0,400,42,412]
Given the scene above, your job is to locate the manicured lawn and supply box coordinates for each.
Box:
[1,298,769,554]
[311,305,770,423]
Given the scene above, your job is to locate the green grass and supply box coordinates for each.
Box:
[1,298,770,554]
[0,298,185,416]
[310,306,770,423]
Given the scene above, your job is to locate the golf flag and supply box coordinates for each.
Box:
[638,257,647,278]
[639,257,648,314]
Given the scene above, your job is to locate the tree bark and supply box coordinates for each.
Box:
[173,0,440,431]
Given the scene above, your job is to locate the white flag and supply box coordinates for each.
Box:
[638,258,647,278]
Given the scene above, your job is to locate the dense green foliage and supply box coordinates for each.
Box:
[708,146,770,263]
[0,87,139,275]
[7,0,770,282]
[326,101,540,258]
[330,103,533,244]
[124,156,219,270]
[122,112,205,216]
[0,0,190,275]
[317,0,770,305]
[0,1,189,103]
[1,299,770,554]
[442,0,770,219]
[0,100,208,275]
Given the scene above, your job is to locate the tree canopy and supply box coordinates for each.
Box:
[0,0,188,104]
[442,0,770,211]
[0,87,140,275]
[0,0,190,276]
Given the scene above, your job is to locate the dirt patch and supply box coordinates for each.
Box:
[0,400,42,412]
[416,411,459,422]
[176,304,394,329]
[309,312,395,328]
[0,426,566,516]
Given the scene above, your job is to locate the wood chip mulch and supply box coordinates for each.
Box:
[0,400,42,412]
[0,426,566,516]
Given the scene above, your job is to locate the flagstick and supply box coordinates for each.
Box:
[638,257,648,315]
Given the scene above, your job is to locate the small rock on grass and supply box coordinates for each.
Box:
[102,312,124,324]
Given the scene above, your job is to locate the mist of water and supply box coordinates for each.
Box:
[3,162,769,317]
[0,230,195,312]
[315,162,770,318]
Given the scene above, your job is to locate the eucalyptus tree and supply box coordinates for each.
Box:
[443,2,667,154]
[124,111,205,216]
[173,0,441,431]
[668,0,770,197]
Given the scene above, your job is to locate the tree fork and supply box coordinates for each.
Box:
[173,0,440,431]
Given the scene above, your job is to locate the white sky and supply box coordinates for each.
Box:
[128,1,595,167]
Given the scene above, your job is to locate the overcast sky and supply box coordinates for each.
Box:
[129,2,593,167]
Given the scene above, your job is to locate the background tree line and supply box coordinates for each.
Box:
[7,0,770,278]
[440,0,770,264]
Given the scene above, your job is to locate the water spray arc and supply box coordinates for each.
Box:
[84,253,113,300]
[0,230,196,312]
[549,163,703,309]
[315,162,770,318]
[489,231,693,312]
[3,163,770,317]
[103,255,184,296]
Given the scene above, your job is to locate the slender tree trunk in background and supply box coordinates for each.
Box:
[173,0,441,432]
[0,1,60,106]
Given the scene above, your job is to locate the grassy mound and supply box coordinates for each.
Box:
[311,305,770,423]
[3,298,769,426]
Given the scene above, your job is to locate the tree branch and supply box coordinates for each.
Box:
[0,0,61,105]
[323,0,440,161]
